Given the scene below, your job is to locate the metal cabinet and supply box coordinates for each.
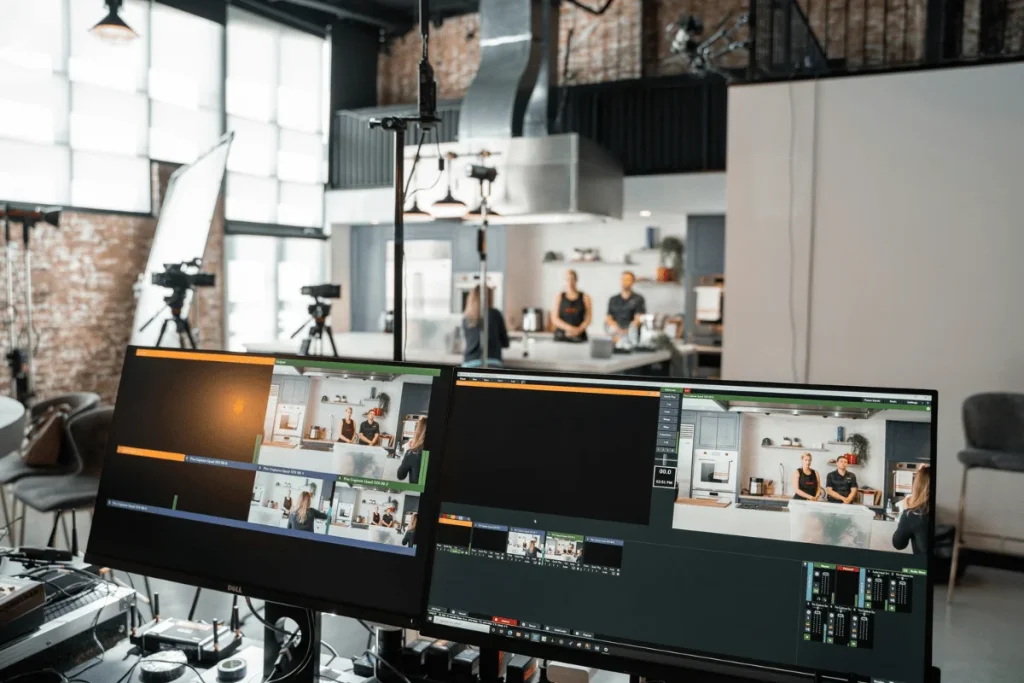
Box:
[695,413,740,450]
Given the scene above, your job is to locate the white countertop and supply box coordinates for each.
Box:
[672,502,912,554]
[245,332,672,374]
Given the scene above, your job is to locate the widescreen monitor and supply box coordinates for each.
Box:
[87,348,453,624]
[422,369,937,683]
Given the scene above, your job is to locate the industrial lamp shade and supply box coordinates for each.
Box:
[464,203,500,221]
[403,199,435,224]
[429,192,469,219]
[90,1,139,43]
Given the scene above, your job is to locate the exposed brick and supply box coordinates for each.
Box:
[0,161,224,405]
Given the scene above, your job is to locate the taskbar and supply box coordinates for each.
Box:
[425,606,901,683]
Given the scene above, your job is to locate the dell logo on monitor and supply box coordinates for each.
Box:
[226,585,243,594]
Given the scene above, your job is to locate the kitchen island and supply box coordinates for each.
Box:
[245,332,672,375]
[672,500,912,554]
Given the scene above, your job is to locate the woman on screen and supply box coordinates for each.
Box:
[892,466,931,554]
[338,407,357,444]
[791,453,821,501]
[402,513,418,547]
[397,418,427,485]
[287,491,328,533]
[371,505,381,526]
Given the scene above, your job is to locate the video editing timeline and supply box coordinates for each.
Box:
[803,562,921,648]
[435,515,623,576]
[426,607,614,656]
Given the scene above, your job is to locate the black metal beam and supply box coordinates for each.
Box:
[268,0,410,30]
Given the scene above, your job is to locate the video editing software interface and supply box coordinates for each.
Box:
[87,348,452,620]
[425,371,935,683]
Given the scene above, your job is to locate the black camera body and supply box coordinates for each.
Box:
[152,261,216,290]
[300,284,341,300]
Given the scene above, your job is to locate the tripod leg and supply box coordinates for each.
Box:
[180,319,198,349]
[47,511,61,548]
[154,319,170,348]
[325,326,339,357]
[299,338,311,355]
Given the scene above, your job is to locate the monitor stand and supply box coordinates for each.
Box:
[262,601,322,683]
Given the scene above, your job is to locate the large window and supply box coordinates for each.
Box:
[225,8,329,229]
[225,235,329,351]
[0,0,226,212]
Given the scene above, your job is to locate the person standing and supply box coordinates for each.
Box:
[358,412,381,446]
[402,513,418,547]
[552,269,592,342]
[605,271,646,339]
[397,417,426,485]
[462,286,509,367]
[892,466,931,554]
[338,407,357,443]
[792,453,822,500]
[825,455,860,504]
[287,491,328,532]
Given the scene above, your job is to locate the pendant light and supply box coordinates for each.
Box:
[403,198,435,223]
[90,0,139,43]
[429,152,469,219]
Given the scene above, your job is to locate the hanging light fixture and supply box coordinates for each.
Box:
[90,0,139,44]
[429,152,469,219]
[464,151,499,222]
[403,198,435,223]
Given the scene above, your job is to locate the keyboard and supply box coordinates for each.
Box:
[43,587,104,621]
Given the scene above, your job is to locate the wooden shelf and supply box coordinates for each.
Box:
[319,401,370,407]
[543,260,630,267]
[828,441,853,446]
[763,446,829,452]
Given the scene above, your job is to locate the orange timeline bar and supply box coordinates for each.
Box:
[135,349,275,365]
[456,380,658,398]
[438,517,473,527]
[116,445,186,462]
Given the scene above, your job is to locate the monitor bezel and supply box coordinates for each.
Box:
[85,346,455,628]
[419,367,938,682]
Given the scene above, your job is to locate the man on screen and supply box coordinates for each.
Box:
[825,455,859,504]
[359,412,382,446]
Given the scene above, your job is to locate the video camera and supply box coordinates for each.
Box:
[301,284,341,300]
[152,259,216,291]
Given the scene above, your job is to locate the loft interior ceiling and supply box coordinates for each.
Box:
[256,0,479,31]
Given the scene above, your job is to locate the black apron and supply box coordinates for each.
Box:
[795,468,818,499]
[554,292,588,342]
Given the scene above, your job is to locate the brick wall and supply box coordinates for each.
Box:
[0,161,224,404]
[376,0,1024,104]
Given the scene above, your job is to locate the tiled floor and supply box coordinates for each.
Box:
[9,510,1024,680]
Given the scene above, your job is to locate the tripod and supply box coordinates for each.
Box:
[139,288,198,349]
[290,298,338,357]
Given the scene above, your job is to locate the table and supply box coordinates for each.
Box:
[245,332,672,375]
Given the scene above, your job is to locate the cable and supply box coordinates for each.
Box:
[786,81,800,384]
[4,669,70,683]
[564,0,616,15]
[321,640,339,666]
[112,653,205,683]
[64,578,116,680]
[263,608,315,683]
[365,649,412,683]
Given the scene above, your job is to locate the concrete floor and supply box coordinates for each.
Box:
[9,509,1024,680]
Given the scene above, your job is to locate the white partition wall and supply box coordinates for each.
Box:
[723,63,1024,548]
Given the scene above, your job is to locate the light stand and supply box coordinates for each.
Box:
[369,0,438,362]
[290,297,339,357]
[466,164,498,365]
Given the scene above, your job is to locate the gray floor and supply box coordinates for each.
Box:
[10,510,1024,680]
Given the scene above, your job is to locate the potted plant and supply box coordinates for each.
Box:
[847,433,869,465]
[658,236,684,282]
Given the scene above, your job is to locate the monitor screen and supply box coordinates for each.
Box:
[87,348,453,624]
[422,370,936,683]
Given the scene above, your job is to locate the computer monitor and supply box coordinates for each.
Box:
[86,347,453,625]
[422,369,937,683]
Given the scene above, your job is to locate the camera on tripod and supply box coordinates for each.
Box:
[152,258,216,291]
[300,283,341,300]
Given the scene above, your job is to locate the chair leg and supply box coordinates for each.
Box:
[47,511,62,548]
[61,513,72,550]
[947,467,969,603]
[18,502,26,547]
[0,486,12,546]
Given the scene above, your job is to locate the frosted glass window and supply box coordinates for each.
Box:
[69,0,149,93]
[0,140,70,205]
[227,116,278,177]
[226,173,279,223]
[278,182,323,228]
[151,102,222,165]
[0,69,69,145]
[278,129,322,184]
[0,0,66,73]
[226,14,277,122]
[150,4,223,110]
[71,151,150,212]
[70,83,148,156]
[277,33,322,133]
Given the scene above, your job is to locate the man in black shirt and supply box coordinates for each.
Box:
[825,455,859,504]
[381,505,395,528]
[605,271,646,337]
[359,413,382,446]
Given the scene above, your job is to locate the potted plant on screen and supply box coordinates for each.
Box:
[658,236,684,282]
